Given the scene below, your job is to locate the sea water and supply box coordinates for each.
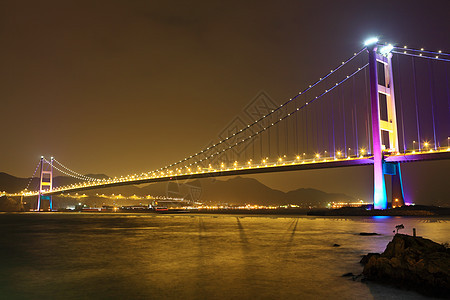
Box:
[0,213,448,299]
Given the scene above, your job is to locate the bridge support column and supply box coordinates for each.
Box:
[368,43,403,209]
[37,156,53,211]
[368,44,387,209]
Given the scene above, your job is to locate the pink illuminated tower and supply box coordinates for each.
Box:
[366,39,405,209]
[37,156,53,211]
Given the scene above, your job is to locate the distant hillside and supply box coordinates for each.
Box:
[139,176,356,207]
[0,173,28,193]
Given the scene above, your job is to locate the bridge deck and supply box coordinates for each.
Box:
[42,157,374,196]
[14,149,449,197]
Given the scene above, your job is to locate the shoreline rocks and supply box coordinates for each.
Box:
[361,234,450,297]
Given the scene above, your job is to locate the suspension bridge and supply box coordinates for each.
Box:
[11,39,450,210]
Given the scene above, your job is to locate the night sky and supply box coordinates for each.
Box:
[1,0,449,202]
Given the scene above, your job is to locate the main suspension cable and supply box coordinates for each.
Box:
[155,47,368,172]
[392,50,450,62]
[148,63,369,172]
[53,159,102,181]
[24,160,41,191]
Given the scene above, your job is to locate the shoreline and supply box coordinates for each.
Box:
[3,206,450,217]
[308,205,450,216]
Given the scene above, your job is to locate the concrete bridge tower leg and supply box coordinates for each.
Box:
[368,42,404,209]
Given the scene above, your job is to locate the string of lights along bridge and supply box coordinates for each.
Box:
[14,38,450,211]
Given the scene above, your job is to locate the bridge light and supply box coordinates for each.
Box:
[379,44,394,56]
[364,37,378,46]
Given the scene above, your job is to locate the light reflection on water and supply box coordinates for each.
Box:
[0,213,448,299]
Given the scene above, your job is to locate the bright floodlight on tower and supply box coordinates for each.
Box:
[380,44,394,56]
[364,37,379,46]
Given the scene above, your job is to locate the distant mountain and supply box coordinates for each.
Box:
[188,177,286,205]
[1,172,356,208]
[138,176,356,207]
[0,173,27,193]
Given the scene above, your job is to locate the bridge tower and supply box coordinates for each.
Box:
[367,42,405,209]
[37,156,53,211]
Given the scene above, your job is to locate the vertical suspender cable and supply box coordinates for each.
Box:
[352,76,358,154]
[428,61,438,149]
[412,57,422,151]
[252,131,255,161]
[341,86,347,156]
[295,105,298,155]
[395,54,407,153]
[321,98,325,154]
[446,66,450,145]
[331,93,336,158]
[305,105,308,155]
[364,67,371,154]
[277,116,280,157]
[284,105,289,154]
[316,103,319,153]
[268,117,271,158]
[260,121,263,161]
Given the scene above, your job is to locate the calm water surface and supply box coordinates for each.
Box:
[0,213,448,299]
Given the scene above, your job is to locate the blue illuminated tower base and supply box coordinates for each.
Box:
[383,161,405,208]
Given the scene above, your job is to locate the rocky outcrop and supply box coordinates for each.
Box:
[362,234,450,297]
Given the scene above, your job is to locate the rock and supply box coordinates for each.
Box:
[360,253,380,265]
[363,234,450,297]
[333,244,340,247]
[359,232,379,236]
